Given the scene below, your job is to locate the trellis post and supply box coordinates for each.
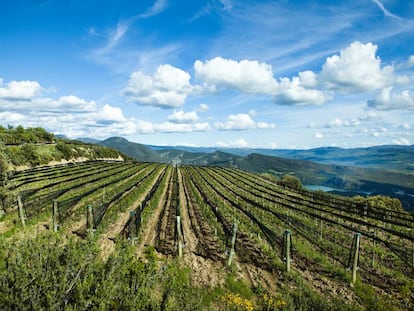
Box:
[350,232,361,284]
[283,230,292,273]
[319,219,323,240]
[227,223,238,266]
[128,210,138,244]
[176,215,183,257]
[372,229,376,267]
[86,204,94,236]
[17,195,26,229]
[52,200,60,232]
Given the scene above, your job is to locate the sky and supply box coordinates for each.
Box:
[1,0,414,149]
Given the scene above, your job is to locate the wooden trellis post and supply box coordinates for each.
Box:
[17,195,26,229]
[128,210,138,244]
[372,229,376,267]
[283,230,292,273]
[176,215,183,257]
[348,232,361,285]
[86,204,94,236]
[52,200,60,232]
[227,223,238,266]
[319,219,323,240]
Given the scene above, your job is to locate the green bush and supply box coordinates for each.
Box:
[279,175,302,189]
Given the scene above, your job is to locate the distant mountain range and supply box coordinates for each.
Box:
[78,136,414,211]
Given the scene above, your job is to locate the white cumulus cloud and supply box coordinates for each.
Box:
[155,122,210,133]
[319,41,407,93]
[194,57,278,95]
[167,109,198,123]
[0,79,42,100]
[197,103,209,112]
[367,87,414,110]
[324,117,360,128]
[218,138,250,148]
[408,55,414,67]
[399,123,410,130]
[123,64,193,108]
[392,138,410,145]
[0,77,141,139]
[314,132,323,139]
[215,113,274,130]
[216,113,256,130]
[276,72,330,105]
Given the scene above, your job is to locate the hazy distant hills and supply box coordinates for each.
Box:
[99,137,163,163]
[152,144,414,172]
[78,136,414,211]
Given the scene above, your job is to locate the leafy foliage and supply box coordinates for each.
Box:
[0,125,125,168]
[279,174,302,189]
[0,234,206,310]
[0,125,54,145]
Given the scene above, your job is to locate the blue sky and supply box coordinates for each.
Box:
[1,0,414,149]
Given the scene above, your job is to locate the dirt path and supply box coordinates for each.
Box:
[178,168,225,287]
[98,167,166,259]
[135,168,171,258]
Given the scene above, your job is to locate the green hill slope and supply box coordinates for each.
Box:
[100,137,162,163]
[0,126,127,174]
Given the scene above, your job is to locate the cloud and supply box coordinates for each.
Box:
[276,71,330,105]
[371,0,404,20]
[155,122,210,133]
[0,111,25,123]
[314,132,323,139]
[399,123,410,130]
[217,138,249,148]
[319,41,407,93]
[367,87,414,110]
[0,79,42,100]
[139,0,169,18]
[219,0,233,11]
[189,0,233,22]
[392,138,410,145]
[215,113,275,130]
[0,77,141,139]
[88,1,170,72]
[98,104,126,122]
[191,41,407,107]
[197,103,209,112]
[123,64,193,108]
[216,113,255,130]
[194,57,278,95]
[167,109,198,123]
[106,21,129,50]
[257,122,275,129]
[324,117,360,128]
[407,55,414,67]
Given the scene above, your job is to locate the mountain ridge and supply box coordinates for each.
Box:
[77,136,414,211]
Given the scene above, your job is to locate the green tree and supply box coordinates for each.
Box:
[280,174,302,189]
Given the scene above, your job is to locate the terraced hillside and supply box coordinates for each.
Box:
[1,161,413,310]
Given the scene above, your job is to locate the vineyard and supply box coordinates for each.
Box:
[1,160,414,310]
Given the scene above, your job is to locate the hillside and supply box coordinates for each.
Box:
[84,136,414,211]
[152,144,414,171]
[236,153,414,211]
[99,137,162,163]
[0,127,127,174]
[0,162,413,310]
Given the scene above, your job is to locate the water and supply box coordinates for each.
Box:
[304,185,372,195]
[304,185,343,192]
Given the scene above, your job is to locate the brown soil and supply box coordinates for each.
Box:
[135,168,172,257]
[97,168,167,259]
